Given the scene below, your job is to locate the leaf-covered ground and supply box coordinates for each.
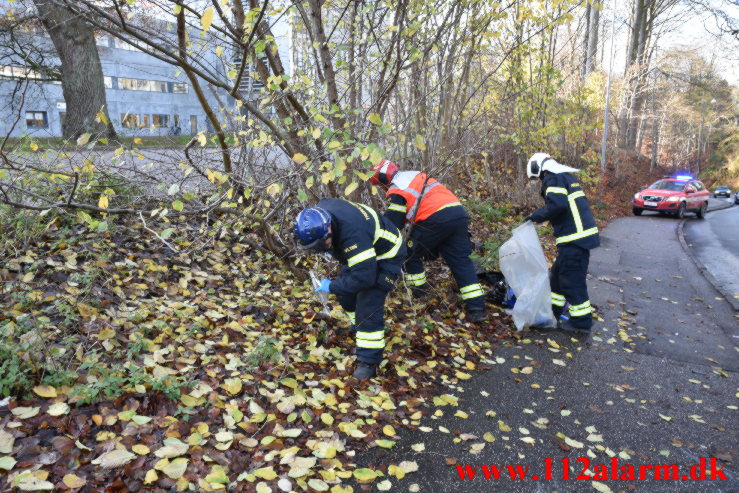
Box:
[0,215,519,492]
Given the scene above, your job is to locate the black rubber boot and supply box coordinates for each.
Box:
[560,320,591,337]
[411,285,429,299]
[353,362,378,380]
[468,310,486,323]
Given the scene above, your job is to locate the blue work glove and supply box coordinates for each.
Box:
[316,279,332,293]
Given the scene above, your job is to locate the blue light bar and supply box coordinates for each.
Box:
[675,175,693,180]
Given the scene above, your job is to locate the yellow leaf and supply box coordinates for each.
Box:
[312,128,321,139]
[47,402,70,417]
[221,377,243,396]
[97,327,115,341]
[62,474,86,488]
[383,425,395,436]
[162,458,189,479]
[205,465,229,484]
[498,420,511,432]
[132,444,150,455]
[353,468,378,483]
[96,110,109,126]
[92,449,136,469]
[11,407,40,419]
[292,153,308,164]
[180,394,204,407]
[33,386,57,398]
[144,469,158,485]
[30,142,39,152]
[321,413,334,425]
[76,133,91,146]
[253,467,277,480]
[483,432,495,442]
[344,181,359,196]
[201,7,214,32]
[77,303,98,318]
[455,371,471,380]
[197,132,207,146]
[98,195,109,210]
[455,410,469,419]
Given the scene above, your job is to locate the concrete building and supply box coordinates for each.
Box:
[0,30,224,138]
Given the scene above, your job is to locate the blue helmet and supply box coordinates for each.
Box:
[294,206,332,250]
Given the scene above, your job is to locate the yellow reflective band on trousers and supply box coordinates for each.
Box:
[569,300,591,317]
[347,248,376,267]
[347,312,356,325]
[356,330,385,349]
[404,271,427,286]
[551,292,566,307]
[459,283,484,300]
[555,227,599,245]
[388,203,406,213]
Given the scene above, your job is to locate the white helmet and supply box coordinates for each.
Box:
[526,153,580,179]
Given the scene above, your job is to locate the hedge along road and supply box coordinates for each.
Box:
[351,211,738,493]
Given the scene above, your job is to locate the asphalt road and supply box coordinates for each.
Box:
[355,210,738,493]
[683,201,739,308]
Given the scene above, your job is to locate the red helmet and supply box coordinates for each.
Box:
[370,160,398,186]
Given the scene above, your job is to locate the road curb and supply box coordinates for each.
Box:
[677,210,739,312]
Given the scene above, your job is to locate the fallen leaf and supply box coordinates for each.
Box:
[92,449,136,469]
[62,474,86,488]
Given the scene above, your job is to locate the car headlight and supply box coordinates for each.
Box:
[634,193,641,200]
[665,196,680,202]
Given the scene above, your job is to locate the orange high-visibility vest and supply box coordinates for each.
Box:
[387,171,461,223]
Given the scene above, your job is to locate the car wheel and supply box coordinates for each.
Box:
[696,201,707,219]
[632,207,642,216]
[677,202,686,219]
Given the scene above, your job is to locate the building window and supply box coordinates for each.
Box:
[121,113,139,128]
[26,111,48,128]
[113,37,141,52]
[141,114,149,127]
[172,83,188,94]
[151,80,167,92]
[1,64,52,82]
[118,77,171,93]
[95,34,109,48]
[104,76,112,89]
[152,114,169,127]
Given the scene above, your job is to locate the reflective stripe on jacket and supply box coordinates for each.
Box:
[317,198,405,296]
[529,172,600,250]
[386,171,461,223]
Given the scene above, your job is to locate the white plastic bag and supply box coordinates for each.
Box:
[498,221,556,330]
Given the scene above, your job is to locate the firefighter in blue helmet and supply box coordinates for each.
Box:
[294,199,405,380]
[525,153,600,334]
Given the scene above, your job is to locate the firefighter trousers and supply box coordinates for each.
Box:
[335,270,396,365]
[550,244,593,330]
[404,215,485,311]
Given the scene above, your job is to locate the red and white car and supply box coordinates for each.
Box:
[633,175,710,219]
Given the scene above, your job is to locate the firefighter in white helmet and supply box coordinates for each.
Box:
[525,153,599,334]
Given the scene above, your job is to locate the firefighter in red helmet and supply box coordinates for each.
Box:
[370,160,486,322]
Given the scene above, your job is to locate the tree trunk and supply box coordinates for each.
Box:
[581,2,591,78]
[33,0,115,139]
[585,2,599,75]
[649,114,660,172]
